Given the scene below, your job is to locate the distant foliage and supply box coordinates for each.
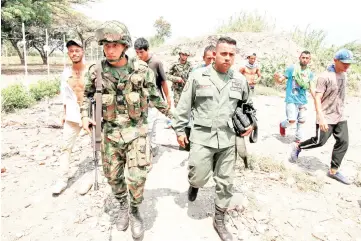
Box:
[1,84,35,112]
[1,78,60,113]
[217,11,275,34]
[150,16,172,48]
[29,78,60,101]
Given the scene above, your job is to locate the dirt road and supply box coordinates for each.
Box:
[1,94,360,241]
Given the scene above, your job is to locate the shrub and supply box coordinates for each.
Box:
[29,78,61,101]
[216,11,275,34]
[1,84,35,112]
[259,55,288,87]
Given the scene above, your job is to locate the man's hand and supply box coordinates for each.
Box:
[241,126,254,137]
[82,117,96,135]
[177,78,185,84]
[177,134,189,148]
[318,116,329,132]
[166,96,172,108]
[274,72,284,84]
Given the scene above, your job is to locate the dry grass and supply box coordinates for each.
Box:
[255,85,285,97]
[217,11,275,34]
[238,155,324,192]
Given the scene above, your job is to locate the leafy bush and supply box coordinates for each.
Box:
[1,84,35,112]
[29,78,60,101]
[217,11,275,34]
[259,55,288,87]
[1,78,61,113]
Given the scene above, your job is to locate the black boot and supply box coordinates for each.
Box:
[116,198,129,231]
[188,186,198,202]
[129,206,145,239]
[213,206,233,241]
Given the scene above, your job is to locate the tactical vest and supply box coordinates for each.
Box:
[97,58,150,124]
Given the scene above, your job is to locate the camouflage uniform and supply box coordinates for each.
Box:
[80,21,171,239]
[166,48,193,107]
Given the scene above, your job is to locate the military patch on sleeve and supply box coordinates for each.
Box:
[183,81,190,92]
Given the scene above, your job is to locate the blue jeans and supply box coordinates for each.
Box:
[281,103,307,141]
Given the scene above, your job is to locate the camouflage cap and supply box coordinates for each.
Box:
[66,39,83,48]
[179,47,190,56]
[95,21,132,47]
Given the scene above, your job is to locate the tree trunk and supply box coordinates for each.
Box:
[10,40,25,65]
[33,44,48,65]
[40,52,48,65]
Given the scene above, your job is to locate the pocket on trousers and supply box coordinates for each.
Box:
[127,137,150,167]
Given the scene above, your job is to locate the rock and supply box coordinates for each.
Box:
[241,197,249,209]
[253,211,267,223]
[255,224,267,234]
[237,229,251,241]
[286,177,296,186]
[25,203,31,208]
[269,173,280,180]
[267,227,279,238]
[312,225,327,240]
[15,232,24,238]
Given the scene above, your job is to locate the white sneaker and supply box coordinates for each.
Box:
[52,180,68,195]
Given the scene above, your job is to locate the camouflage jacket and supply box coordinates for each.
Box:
[166,61,192,91]
[80,56,171,143]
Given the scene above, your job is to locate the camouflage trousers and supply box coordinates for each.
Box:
[101,126,151,207]
[173,89,183,108]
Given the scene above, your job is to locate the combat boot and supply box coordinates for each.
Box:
[188,186,198,202]
[115,198,129,231]
[213,206,233,241]
[129,206,145,239]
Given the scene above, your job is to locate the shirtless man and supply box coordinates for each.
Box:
[239,52,261,94]
[52,39,88,195]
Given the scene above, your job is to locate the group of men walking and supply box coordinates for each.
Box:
[53,20,356,241]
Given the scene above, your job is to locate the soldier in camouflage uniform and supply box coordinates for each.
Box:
[80,21,171,240]
[166,48,193,107]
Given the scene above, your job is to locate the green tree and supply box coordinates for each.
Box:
[1,0,94,64]
[149,16,171,47]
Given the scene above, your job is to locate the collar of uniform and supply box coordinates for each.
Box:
[103,55,130,73]
[202,65,234,78]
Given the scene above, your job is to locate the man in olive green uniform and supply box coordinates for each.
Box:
[80,21,171,240]
[166,48,193,108]
[172,37,253,241]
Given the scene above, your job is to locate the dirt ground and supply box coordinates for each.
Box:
[1,85,360,241]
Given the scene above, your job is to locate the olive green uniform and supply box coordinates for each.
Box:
[172,65,251,209]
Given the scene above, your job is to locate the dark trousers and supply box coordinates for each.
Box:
[299,121,349,169]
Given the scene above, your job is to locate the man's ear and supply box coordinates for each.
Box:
[212,51,216,57]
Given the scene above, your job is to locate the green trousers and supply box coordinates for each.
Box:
[188,142,235,209]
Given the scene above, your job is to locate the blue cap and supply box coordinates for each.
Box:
[334,49,355,64]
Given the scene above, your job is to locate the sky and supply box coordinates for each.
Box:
[76,0,361,46]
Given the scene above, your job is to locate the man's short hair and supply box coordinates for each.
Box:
[217,37,237,46]
[134,37,149,51]
[301,50,311,55]
[203,45,216,56]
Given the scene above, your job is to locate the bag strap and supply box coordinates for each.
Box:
[94,61,103,151]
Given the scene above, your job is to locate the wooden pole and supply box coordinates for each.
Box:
[22,22,28,89]
[63,34,66,69]
[45,29,50,78]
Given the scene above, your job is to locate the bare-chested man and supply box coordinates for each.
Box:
[239,52,261,94]
[52,39,88,195]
